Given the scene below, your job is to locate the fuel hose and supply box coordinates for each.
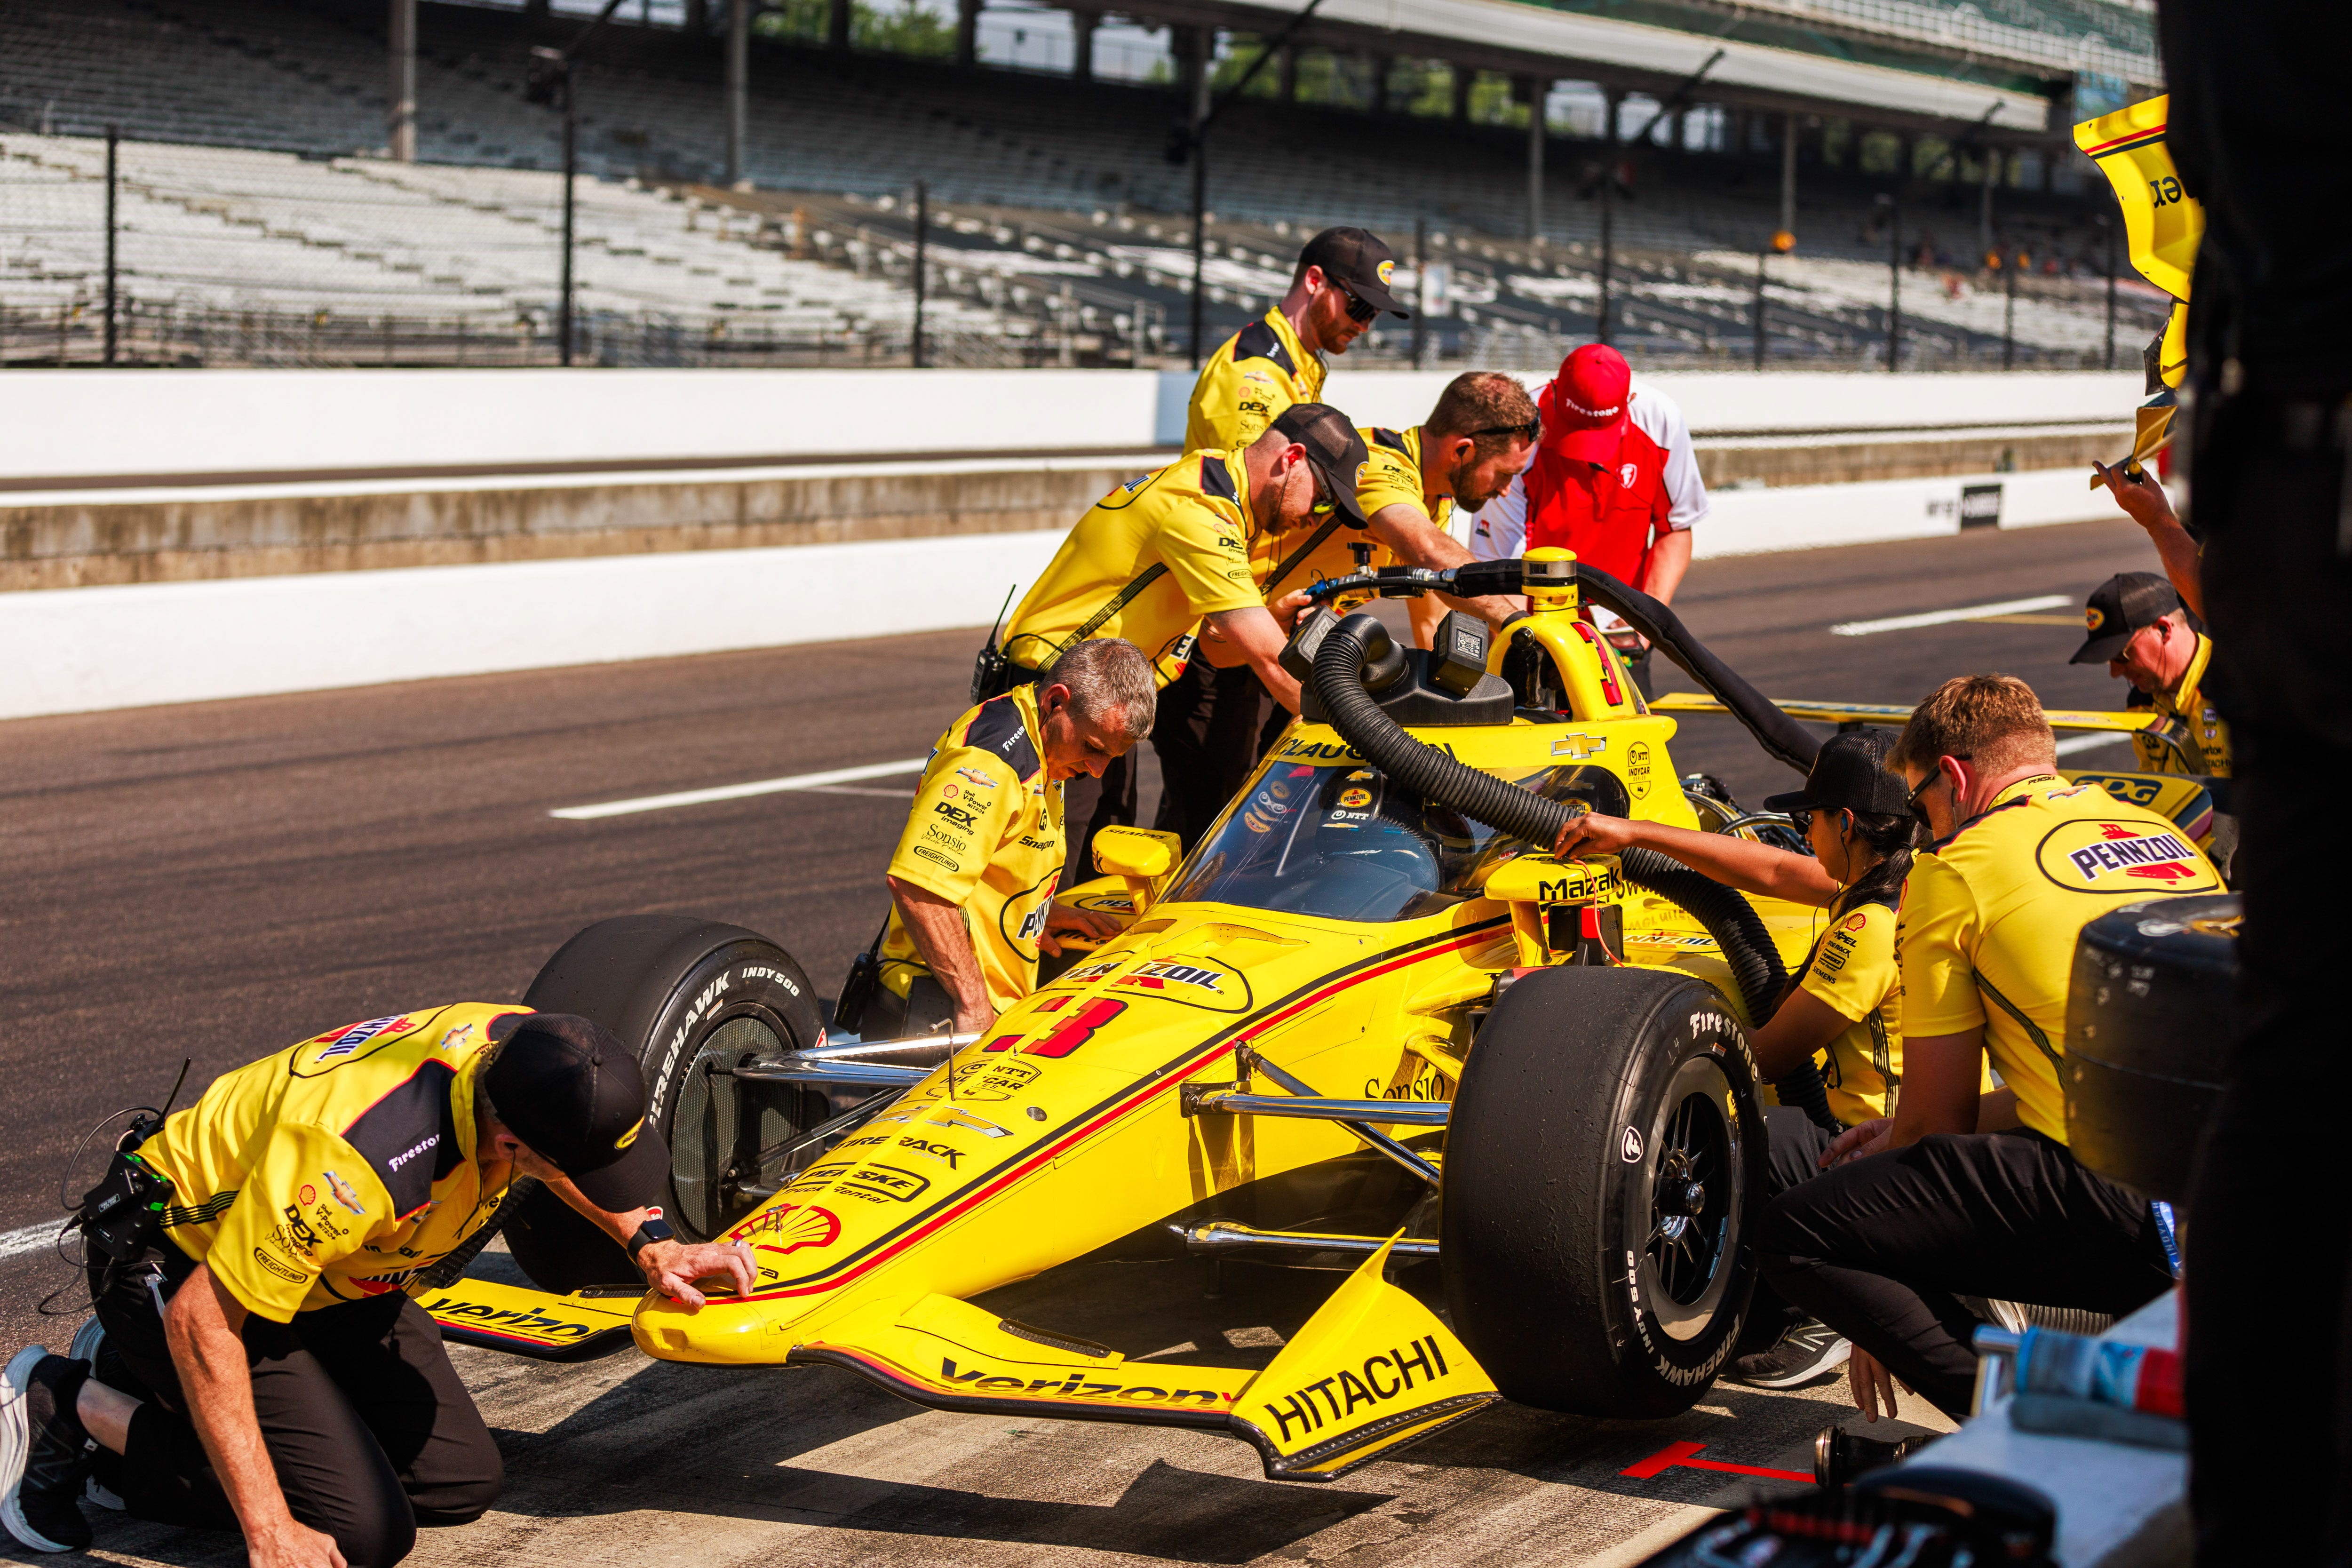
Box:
[1310,612,1839,1131]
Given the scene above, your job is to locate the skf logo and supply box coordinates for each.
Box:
[1259,1336,1453,1445]
[2086,606,2106,631]
[1375,258,1395,287]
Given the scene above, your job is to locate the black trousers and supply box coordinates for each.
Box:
[1150,661,1271,852]
[88,1241,501,1568]
[2177,385,2352,1561]
[1738,1106,1838,1350]
[1753,1129,2174,1418]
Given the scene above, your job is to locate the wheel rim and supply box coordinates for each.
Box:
[1635,1053,1743,1342]
[669,1008,806,1240]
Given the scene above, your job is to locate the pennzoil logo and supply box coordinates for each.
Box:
[2036,820,2217,892]
[2086,605,2106,631]
[1111,956,1251,1013]
[1375,258,1395,287]
[316,1014,412,1062]
[1257,1335,1455,1445]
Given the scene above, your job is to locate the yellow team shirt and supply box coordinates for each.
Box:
[1796,894,1904,1126]
[1184,307,1324,454]
[134,1004,526,1321]
[1001,450,1263,685]
[1251,424,1446,608]
[882,684,1065,1016]
[2131,632,2232,778]
[1897,775,2223,1142]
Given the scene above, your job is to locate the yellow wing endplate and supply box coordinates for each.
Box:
[1651,693,2161,735]
[2073,95,2202,306]
[421,1278,639,1362]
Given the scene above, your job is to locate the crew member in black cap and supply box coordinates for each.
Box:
[2072,570,2231,780]
[1158,228,1408,851]
[1555,730,1923,1389]
[993,404,1362,877]
[1,1007,750,1566]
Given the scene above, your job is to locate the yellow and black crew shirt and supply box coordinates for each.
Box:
[2131,632,2232,778]
[133,1004,527,1321]
[1794,892,1904,1126]
[1001,450,1263,686]
[1185,307,1324,454]
[1897,775,2223,1142]
[882,683,1065,1017]
[1251,424,1443,608]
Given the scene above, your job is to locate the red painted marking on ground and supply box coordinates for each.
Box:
[1621,1440,1812,1484]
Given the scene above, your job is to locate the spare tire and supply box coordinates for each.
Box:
[1442,966,1766,1417]
[2065,893,2239,1201]
[503,915,827,1290]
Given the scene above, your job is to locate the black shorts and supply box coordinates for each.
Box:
[87,1239,501,1568]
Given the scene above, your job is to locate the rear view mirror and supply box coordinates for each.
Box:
[1093,825,1181,913]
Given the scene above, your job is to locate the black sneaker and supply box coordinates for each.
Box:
[2,1347,94,1552]
[61,1325,120,1515]
[1730,1318,1852,1389]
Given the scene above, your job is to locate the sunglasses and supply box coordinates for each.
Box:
[1333,282,1380,325]
[1788,807,1814,836]
[1464,419,1541,445]
[1905,765,1959,829]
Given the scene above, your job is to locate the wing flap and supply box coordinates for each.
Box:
[1654,692,2159,734]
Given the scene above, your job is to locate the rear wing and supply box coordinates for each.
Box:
[1650,693,2162,735]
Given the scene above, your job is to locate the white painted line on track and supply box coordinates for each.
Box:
[0,1220,64,1262]
[551,758,929,820]
[1830,595,2072,637]
[2056,732,2132,756]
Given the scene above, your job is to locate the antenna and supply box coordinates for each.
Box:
[985,582,1016,647]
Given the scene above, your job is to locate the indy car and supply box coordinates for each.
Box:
[424,549,2224,1480]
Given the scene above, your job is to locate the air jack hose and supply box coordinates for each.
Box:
[1311,613,1840,1131]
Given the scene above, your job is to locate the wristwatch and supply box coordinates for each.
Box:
[628,1209,675,1257]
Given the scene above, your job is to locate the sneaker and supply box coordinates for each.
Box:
[58,1326,121,1516]
[2,1348,94,1552]
[1730,1318,1853,1389]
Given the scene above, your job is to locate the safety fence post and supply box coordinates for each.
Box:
[2101,211,2118,372]
[1411,216,1427,369]
[1597,90,1618,346]
[103,124,119,366]
[910,176,927,369]
[1877,189,1900,372]
[2002,242,2017,371]
[1751,246,1765,372]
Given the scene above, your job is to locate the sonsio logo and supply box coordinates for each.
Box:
[317,1014,412,1060]
[1258,1336,1454,1444]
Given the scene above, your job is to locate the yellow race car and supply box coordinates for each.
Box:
[429,550,2220,1478]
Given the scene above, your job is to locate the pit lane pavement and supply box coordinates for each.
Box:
[0,517,2159,1567]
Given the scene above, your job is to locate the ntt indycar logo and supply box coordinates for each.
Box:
[2067,827,2198,882]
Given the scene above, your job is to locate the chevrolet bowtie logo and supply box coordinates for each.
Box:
[1551,734,1608,760]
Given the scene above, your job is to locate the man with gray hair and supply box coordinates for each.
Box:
[866,638,1157,1039]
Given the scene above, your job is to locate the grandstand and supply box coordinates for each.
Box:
[0,0,2161,367]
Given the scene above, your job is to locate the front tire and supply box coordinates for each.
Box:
[504,915,826,1290]
[1441,966,1766,1417]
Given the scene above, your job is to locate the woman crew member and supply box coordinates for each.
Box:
[1554,729,1916,1388]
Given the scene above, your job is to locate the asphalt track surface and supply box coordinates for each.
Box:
[0,517,2162,1568]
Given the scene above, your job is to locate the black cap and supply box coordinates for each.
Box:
[481,1013,668,1213]
[2071,572,2182,665]
[1270,403,1371,527]
[1299,227,1410,318]
[1764,729,1912,819]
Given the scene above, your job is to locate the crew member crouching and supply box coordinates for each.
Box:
[1,1011,750,1565]
[870,638,1157,1040]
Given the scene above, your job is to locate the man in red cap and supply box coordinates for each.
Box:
[1469,344,1708,694]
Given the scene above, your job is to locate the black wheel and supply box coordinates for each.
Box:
[1441,965,1767,1417]
[502,915,827,1290]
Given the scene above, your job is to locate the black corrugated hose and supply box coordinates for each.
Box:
[1310,613,1841,1132]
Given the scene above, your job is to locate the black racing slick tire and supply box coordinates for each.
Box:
[504,915,826,1291]
[1441,966,1767,1418]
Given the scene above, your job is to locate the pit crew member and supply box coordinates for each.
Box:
[2092,459,2202,617]
[2070,570,2231,779]
[1470,343,1708,695]
[872,637,1157,1039]
[1751,676,2218,1422]
[1,1011,752,1564]
[1557,730,1918,1390]
[1161,228,1406,855]
[993,405,1365,878]
[1159,374,1540,849]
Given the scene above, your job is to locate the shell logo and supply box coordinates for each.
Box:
[2086,606,2106,630]
[1376,259,1395,286]
[732,1202,842,1257]
[1840,912,1869,932]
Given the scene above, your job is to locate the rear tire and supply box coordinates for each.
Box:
[504,915,826,1291]
[1441,966,1766,1417]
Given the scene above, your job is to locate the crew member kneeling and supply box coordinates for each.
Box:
[1752,676,2219,1421]
[1558,730,1920,1389]
[1,1011,751,1565]
[871,637,1157,1040]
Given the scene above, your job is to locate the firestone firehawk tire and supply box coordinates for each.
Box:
[503,915,825,1291]
[1441,965,1767,1417]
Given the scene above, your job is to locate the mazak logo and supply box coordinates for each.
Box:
[318,1014,411,1060]
[388,1133,440,1172]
